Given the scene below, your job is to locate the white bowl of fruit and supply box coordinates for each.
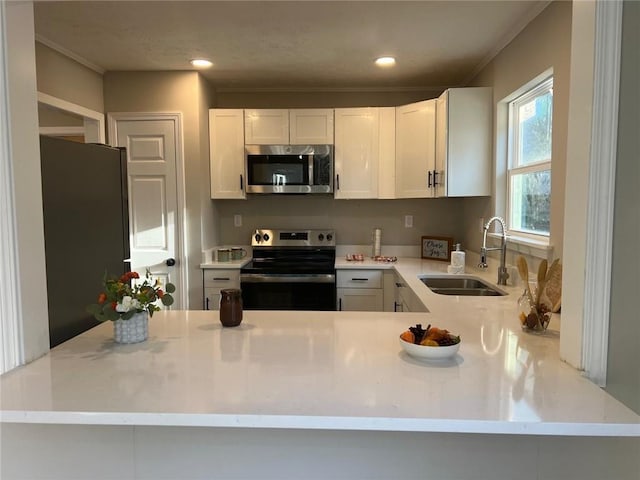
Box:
[399,324,461,360]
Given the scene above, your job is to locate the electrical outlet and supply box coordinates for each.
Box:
[404,215,413,228]
[234,214,242,227]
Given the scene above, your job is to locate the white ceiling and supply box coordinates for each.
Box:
[33,0,550,90]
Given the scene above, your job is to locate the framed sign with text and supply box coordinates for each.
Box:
[421,236,453,262]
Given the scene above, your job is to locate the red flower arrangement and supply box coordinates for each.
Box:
[87,270,175,322]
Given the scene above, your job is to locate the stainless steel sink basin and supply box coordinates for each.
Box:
[419,275,507,296]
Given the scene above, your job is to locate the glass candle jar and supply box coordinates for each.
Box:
[219,288,243,327]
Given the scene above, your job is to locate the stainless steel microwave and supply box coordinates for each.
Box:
[245,145,333,194]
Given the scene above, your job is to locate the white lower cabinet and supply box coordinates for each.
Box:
[394,273,428,312]
[337,269,383,311]
[203,269,240,310]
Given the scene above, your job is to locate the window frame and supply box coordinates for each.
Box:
[506,76,553,240]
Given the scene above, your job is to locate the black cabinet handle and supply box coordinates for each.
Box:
[205,297,210,310]
[351,278,368,281]
[240,174,244,190]
[338,298,342,311]
[433,170,439,186]
[336,174,340,190]
[212,277,231,281]
[394,301,399,312]
[428,171,432,188]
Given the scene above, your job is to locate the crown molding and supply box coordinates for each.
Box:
[35,34,105,75]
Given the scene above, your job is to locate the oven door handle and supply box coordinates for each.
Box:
[240,273,335,283]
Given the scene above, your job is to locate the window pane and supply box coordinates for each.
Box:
[517,90,553,166]
[510,169,550,235]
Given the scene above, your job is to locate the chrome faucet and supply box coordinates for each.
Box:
[478,216,509,285]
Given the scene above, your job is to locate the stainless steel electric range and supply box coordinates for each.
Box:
[240,229,336,310]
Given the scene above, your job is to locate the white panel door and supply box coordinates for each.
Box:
[113,117,183,309]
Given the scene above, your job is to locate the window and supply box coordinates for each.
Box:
[507,76,553,238]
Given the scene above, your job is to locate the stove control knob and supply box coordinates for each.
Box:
[318,233,324,241]
[263,233,270,242]
[254,233,262,243]
[326,233,333,242]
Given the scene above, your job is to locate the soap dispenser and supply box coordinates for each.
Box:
[448,243,465,274]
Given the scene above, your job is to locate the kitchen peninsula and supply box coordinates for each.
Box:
[1,260,639,480]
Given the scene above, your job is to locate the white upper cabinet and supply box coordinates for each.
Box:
[244,109,289,144]
[244,109,334,145]
[377,107,396,199]
[435,87,492,197]
[289,109,334,144]
[209,109,246,199]
[334,107,380,199]
[395,99,436,198]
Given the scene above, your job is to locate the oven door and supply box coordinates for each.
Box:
[240,273,336,310]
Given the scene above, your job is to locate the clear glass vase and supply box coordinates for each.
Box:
[518,289,551,333]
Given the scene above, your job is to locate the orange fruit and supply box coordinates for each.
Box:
[400,331,415,343]
[420,338,439,347]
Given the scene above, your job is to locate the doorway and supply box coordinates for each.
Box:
[108,113,187,309]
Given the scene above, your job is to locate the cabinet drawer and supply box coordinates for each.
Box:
[337,270,382,289]
[203,269,240,288]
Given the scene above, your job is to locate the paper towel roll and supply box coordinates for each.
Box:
[373,228,382,257]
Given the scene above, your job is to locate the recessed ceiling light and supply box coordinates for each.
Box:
[190,59,213,68]
[375,56,396,67]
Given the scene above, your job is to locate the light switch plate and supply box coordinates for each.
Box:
[404,215,413,228]
[234,214,242,227]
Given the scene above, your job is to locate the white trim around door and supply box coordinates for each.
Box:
[0,0,24,374]
[582,0,623,386]
[107,112,188,310]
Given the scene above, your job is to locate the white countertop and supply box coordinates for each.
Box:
[2,265,638,436]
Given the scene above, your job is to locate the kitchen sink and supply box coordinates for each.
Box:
[419,275,507,296]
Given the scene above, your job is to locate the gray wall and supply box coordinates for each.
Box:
[461,0,572,264]
[213,89,442,109]
[216,196,465,248]
[606,0,639,414]
[35,42,104,113]
[104,71,214,309]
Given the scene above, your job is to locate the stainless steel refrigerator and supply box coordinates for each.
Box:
[40,135,130,347]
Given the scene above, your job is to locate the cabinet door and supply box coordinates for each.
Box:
[334,108,380,199]
[209,109,246,199]
[244,109,289,144]
[378,107,396,199]
[289,109,334,144]
[435,93,449,198]
[204,288,221,311]
[337,288,383,311]
[395,100,436,198]
[440,87,492,197]
[203,269,240,310]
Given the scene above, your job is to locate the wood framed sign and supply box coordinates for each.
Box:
[421,236,453,262]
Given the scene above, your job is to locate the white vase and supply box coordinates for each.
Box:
[113,311,148,344]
